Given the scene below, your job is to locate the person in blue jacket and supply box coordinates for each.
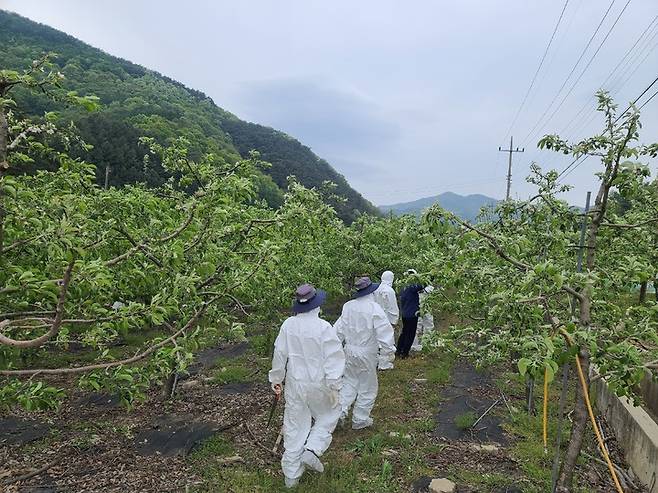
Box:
[396,269,425,358]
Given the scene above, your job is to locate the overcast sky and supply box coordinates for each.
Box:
[3,0,657,206]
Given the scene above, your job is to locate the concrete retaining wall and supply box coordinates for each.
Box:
[640,370,658,420]
[593,379,658,493]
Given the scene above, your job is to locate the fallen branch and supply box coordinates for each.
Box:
[272,428,284,454]
[243,422,281,459]
[1,456,63,486]
[471,398,500,429]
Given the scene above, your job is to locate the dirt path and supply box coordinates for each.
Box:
[0,331,648,492]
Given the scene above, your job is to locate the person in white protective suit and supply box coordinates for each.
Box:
[411,285,435,352]
[373,271,399,370]
[334,276,395,429]
[269,283,346,489]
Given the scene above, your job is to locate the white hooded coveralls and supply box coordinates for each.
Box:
[373,271,399,369]
[411,286,435,352]
[334,295,395,428]
[269,308,346,480]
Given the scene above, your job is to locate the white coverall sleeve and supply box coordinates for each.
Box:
[333,314,347,344]
[385,290,400,325]
[322,327,346,389]
[373,306,395,358]
[268,326,288,386]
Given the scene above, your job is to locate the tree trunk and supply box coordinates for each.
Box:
[556,353,591,492]
[161,372,176,400]
[0,108,8,257]
[525,376,536,415]
[639,281,648,303]
[556,151,609,489]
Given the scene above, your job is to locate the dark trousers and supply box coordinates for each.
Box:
[396,317,418,357]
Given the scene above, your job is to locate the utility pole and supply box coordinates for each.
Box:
[499,136,524,200]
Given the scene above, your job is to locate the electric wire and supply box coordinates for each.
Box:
[526,0,632,147]
[504,0,570,140]
[559,14,657,137]
[521,0,618,148]
[637,86,658,110]
[564,34,658,141]
[556,74,658,183]
[608,21,658,92]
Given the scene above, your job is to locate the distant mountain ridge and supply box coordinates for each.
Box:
[380,192,499,221]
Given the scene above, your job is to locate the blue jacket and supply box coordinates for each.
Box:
[400,284,424,319]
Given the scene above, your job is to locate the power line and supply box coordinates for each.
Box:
[504,0,570,139]
[559,9,654,137]
[609,28,658,95]
[556,74,658,182]
[521,0,618,148]
[527,0,633,147]
[565,33,658,140]
[608,21,658,92]
[638,87,658,110]
[615,74,658,121]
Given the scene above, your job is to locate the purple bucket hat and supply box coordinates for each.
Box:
[291,283,327,314]
[352,276,380,298]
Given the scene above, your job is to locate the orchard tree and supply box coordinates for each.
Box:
[0,58,282,408]
[423,92,658,492]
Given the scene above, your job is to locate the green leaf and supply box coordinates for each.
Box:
[518,358,531,376]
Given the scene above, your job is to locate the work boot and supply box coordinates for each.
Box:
[301,449,324,473]
[352,417,374,430]
[284,476,299,488]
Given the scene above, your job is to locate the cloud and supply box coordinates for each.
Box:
[5,0,658,206]
[231,78,399,176]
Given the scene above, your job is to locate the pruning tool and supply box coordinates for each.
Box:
[267,391,280,428]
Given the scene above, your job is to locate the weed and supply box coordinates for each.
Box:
[453,411,477,430]
[211,365,252,385]
[190,435,235,460]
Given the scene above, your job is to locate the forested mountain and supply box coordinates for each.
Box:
[380,191,499,221]
[0,10,378,222]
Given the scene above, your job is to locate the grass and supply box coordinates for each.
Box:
[188,351,452,492]
[453,411,477,430]
[211,364,253,385]
[187,331,608,493]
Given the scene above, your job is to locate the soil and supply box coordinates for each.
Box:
[0,418,51,446]
[0,337,651,492]
[133,415,220,457]
[185,341,250,378]
[434,362,508,444]
[0,340,277,493]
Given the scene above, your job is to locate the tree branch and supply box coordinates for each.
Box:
[0,259,75,348]
[0,298,215,376]
[451,214,585,302]
[600,217,658,229]
[3,233,46,253]
[452,215,531,272]
[158,206,195,242]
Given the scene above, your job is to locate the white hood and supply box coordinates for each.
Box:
[381,271,394,286]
